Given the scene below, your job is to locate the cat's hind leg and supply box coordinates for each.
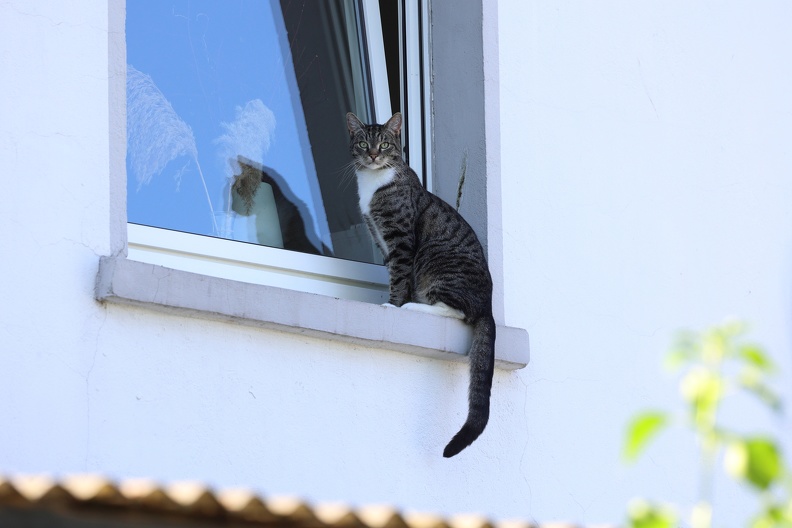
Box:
[401,301,465,320]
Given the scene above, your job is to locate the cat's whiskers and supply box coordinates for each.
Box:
[336,159,360,193]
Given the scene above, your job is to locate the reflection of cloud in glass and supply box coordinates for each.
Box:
[127,64,217,230]
[214,99,276,180]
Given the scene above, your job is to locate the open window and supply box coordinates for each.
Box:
[126,0,430,303]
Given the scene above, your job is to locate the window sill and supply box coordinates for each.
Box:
[95,256,529,370]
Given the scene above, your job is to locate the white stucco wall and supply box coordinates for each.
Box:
[1,0,791,526]
[0,0,530,519]
[499,0,792,524]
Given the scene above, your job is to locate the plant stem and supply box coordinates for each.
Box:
[193,159,218,235]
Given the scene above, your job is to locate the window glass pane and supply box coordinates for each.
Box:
[127,0,396,264]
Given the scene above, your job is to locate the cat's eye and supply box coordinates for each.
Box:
[358,141,369,149]
[379,142,390,150]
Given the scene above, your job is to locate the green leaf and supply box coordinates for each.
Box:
[724,437,783,491]
[680,368,724,428]
[702,328,728,363]
[664,349,692,371]
[691,501,713,528]
[627,499,677,528]
[738,344,777,372]
[665,332,699,370]
[720,319,748,340]
[624,412,669,462]
[739,372,783,413]
[751,503,792,528]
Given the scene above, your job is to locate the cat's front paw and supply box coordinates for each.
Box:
[381,302,398,308]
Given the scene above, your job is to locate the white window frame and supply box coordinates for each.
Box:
[105,0,529,369]
[127,223,388,303]
[126,0,429,304]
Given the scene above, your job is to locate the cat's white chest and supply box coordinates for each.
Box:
[356,167,396,215]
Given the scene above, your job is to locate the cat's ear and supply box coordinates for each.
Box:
[346,112,365,136]
[384,112,402,135]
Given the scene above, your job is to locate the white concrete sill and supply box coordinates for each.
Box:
[95,256,529,370]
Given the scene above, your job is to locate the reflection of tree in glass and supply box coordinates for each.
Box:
[126,65,217,232]
[214,99,275,178]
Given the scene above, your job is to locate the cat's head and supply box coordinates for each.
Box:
[346,112,403,170]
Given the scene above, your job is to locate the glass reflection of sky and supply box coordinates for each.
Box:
[127,1,330,249]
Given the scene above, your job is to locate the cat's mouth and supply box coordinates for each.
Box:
[361,159,389,170]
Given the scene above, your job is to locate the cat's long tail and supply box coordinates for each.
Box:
[443,314,496,458]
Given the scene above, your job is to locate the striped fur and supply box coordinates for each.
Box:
[346,112,496,458]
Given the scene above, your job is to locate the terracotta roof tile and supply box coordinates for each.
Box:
[0,474,610,528]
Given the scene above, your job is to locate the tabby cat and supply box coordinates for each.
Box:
[346,112,496,458]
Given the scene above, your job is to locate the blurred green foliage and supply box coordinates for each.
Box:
[624,321,791,528]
